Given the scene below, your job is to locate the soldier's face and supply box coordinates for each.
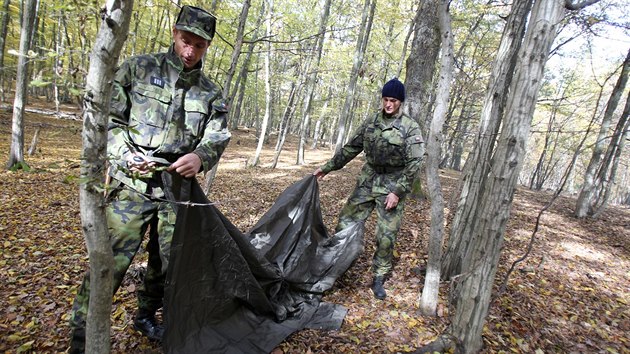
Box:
[382,97,401,115]
[172,28,210,69]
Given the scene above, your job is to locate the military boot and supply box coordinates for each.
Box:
[133,310,164,342]
[372,276,386,300]
[68,327,85,354]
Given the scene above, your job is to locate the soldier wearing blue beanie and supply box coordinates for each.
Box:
[382,78,405,102]
[314,77,425,300]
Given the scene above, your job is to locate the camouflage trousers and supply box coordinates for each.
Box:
[335,182,405,278]
[69,180,176,330]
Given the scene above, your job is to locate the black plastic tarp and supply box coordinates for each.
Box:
[162,175,364,353]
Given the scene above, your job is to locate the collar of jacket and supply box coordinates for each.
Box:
[165,45,204,80]
[381,105,404,120]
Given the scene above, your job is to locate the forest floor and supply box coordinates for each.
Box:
[0,109,629,354]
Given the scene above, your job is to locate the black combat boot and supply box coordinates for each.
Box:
[68,327,85,354]
[133,310,164,342]
[372,276,386,300]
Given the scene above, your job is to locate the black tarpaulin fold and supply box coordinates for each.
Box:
[163,175,364,353]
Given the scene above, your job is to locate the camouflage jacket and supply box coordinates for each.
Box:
[107,45,231,189]
[322,110,425,197]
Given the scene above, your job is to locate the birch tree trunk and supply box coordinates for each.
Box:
[6,0,37,170]
[80,1,132,352]
[250,0,273,167]
[441,0,532,280]
[333,0,375,153]
[447,0,565,351]
[575,49,630,217]
[419,0,453,316]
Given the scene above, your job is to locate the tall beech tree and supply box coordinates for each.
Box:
[426,0,601,351]
[80,1,132,352]
[441,0,532,280]
[418,0,454,316]
[333,0,376,153]
[6,0,37,170]
[575,49,630,217]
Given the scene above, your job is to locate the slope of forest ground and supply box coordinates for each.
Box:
[0,110,628,354]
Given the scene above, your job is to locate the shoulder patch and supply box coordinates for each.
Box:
[212,98,229,113]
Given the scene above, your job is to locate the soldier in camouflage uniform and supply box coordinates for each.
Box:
[313,78,425,300]
[69,6,230,352]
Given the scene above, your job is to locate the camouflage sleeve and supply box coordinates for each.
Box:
[193,97,232,173]
[321,118,368,173]
[393,123,425,197]
[107,61,134,170]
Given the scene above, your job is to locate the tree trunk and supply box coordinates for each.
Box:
[222,0,250,101]
[250,0,273,167]
[404,0,440,199]
[592,90,630,216]
[27,127,40,156]
[80,1,132,352]
[0,0,11,101]
[404,0,440,135]
[333,0,375,153]
[575,49,630,217]
[296,0,331,164]
[419,0,453,317]
[6,0,37,170]
[311,88,332,149]
[230,1,265,130]
[441,0,532,280]
[272,80,300,168]
[448,0,565,351]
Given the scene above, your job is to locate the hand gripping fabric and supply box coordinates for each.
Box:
[162,174,365,353]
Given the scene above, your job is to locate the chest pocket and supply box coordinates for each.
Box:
[376,128,406,165]
[183,95,210,139]
[130,82,172,129]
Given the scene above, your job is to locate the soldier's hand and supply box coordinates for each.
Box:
[384,192,399,210]
[168,153,202,178]
[313,167,327,180]
[125,153,156,175]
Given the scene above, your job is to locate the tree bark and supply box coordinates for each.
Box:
[80,1,132,353]
[575,49,630,217]
[333,0,375,153]
[0,0,11,101]
[229,1,265,130]
[250,0,273,167]
[404,0,440,135]
[441,0,532,280]
[222,0,250,101]
[6,0,37,170]
[592,90,630,217]
[272,79,300,168]
[296,0,331,164]
[419,0,453,316]
[448,0,565,351]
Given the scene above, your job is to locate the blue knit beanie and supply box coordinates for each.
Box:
[381,78,405,102]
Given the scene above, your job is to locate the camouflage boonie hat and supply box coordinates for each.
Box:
[175,5,216,41]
